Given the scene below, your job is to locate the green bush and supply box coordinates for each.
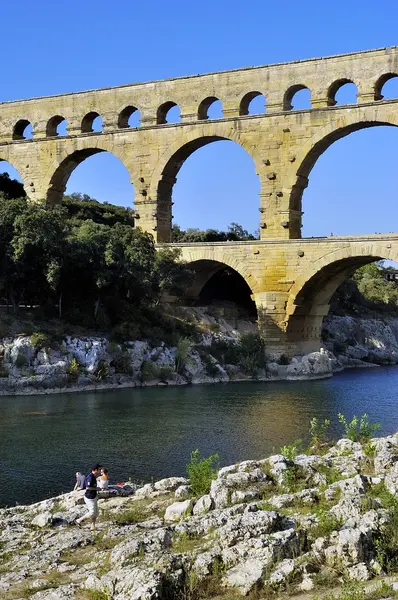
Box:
[141,360,160,381]
[370,485,398,573]
[277,354,290,365]
[338,412,381,442]
[66,358,81,379]
[310,509,343,540]
[186,449,219,496]
[94,360,109,380]
[174,337,192,375]
[30,331,51,350]
[110,350,132,375]
[110,321,141,343]
[239,332,266,374]
[158,365,174,380]
[309,417,331,451]
[280,439,302,461]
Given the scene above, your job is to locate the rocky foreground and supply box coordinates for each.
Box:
[3,435,398,599]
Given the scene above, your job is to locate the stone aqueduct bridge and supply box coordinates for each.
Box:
[172,235,398,355]
[2,47,398,354]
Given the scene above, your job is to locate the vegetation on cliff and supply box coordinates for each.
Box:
[0,189,194,341]
[332,263,398,316]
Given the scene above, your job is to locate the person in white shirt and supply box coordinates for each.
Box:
[97,467,109,490]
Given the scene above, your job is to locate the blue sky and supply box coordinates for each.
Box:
[1,0,398,236]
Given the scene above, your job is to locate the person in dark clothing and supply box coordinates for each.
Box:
[73,472,86,491]
[75,464,101,530]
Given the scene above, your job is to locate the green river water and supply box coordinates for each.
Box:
[1,366,397,507]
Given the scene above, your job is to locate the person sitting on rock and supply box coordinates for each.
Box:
[73,471,86,491]
[97,467,109,490]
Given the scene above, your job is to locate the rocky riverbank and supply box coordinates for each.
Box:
[0,309,398,395]
[2,433,398,599]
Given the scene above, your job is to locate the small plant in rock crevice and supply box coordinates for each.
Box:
[186,449,219,496]
[280,440,302,461]
[66,357,81,379]
[175,337,192,375]
[30,331,52,350]
[338,412,380,443]
[309,509,343,541]
[309,417,331,453]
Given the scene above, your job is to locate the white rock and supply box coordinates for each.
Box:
[31,511,53,528]
[193,495,213,515]
[175,485,190,499]
[225,558,264,594]
[269,558,295,585]
[346,563,370,581]
[164,499,193,522]
[154,476,188,492]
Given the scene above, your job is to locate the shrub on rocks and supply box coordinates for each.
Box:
[186,449,220,496]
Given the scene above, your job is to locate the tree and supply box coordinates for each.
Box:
[11,206,70,313]
[154,247,194,304]
[171,222,258,243]
[0,173,26,200]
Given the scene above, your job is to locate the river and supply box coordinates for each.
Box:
[1,366,398,508]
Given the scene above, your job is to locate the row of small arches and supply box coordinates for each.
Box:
[11,74,398,140]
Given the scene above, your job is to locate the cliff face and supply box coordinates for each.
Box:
[323,315,398,368]
[0,310,397,395]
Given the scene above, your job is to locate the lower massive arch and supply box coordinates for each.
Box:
[184,259,257,317]
[288,114,398,237]
[46,146,136,205]
[285,242,398,353]
[178,246,261,295]
[151,131,260,242]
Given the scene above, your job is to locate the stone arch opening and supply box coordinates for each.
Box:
[81,112,103,133]
[118,106,141,128]
[239,92,266,116]
[158,136,260,241]
[286,253,388,354]
[198,97,223,120]
[46,115,67,137]
[0,160,26,198]
[13,119,33,140]
[375,73,398,100]
[292,121,398,237]
[185,259,257,317]
[283,85,311,110]
[47,148,134,207]
[327,79,358,106]
[157,102,181,124]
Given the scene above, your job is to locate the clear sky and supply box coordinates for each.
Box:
[1,0,398,237]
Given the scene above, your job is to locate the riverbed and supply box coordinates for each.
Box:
[1,365,398,508]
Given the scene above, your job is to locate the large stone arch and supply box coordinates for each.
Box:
[178,245,261,295]
[45,139,138,205]
[184,258,257,317]
[149,128,262,242]
[285,241,398,353]
[288,110,398,232]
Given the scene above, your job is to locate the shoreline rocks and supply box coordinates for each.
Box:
[2,433,398,599]
[0,311,397,396]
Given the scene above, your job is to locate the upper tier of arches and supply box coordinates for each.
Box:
[4,71,398,141]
